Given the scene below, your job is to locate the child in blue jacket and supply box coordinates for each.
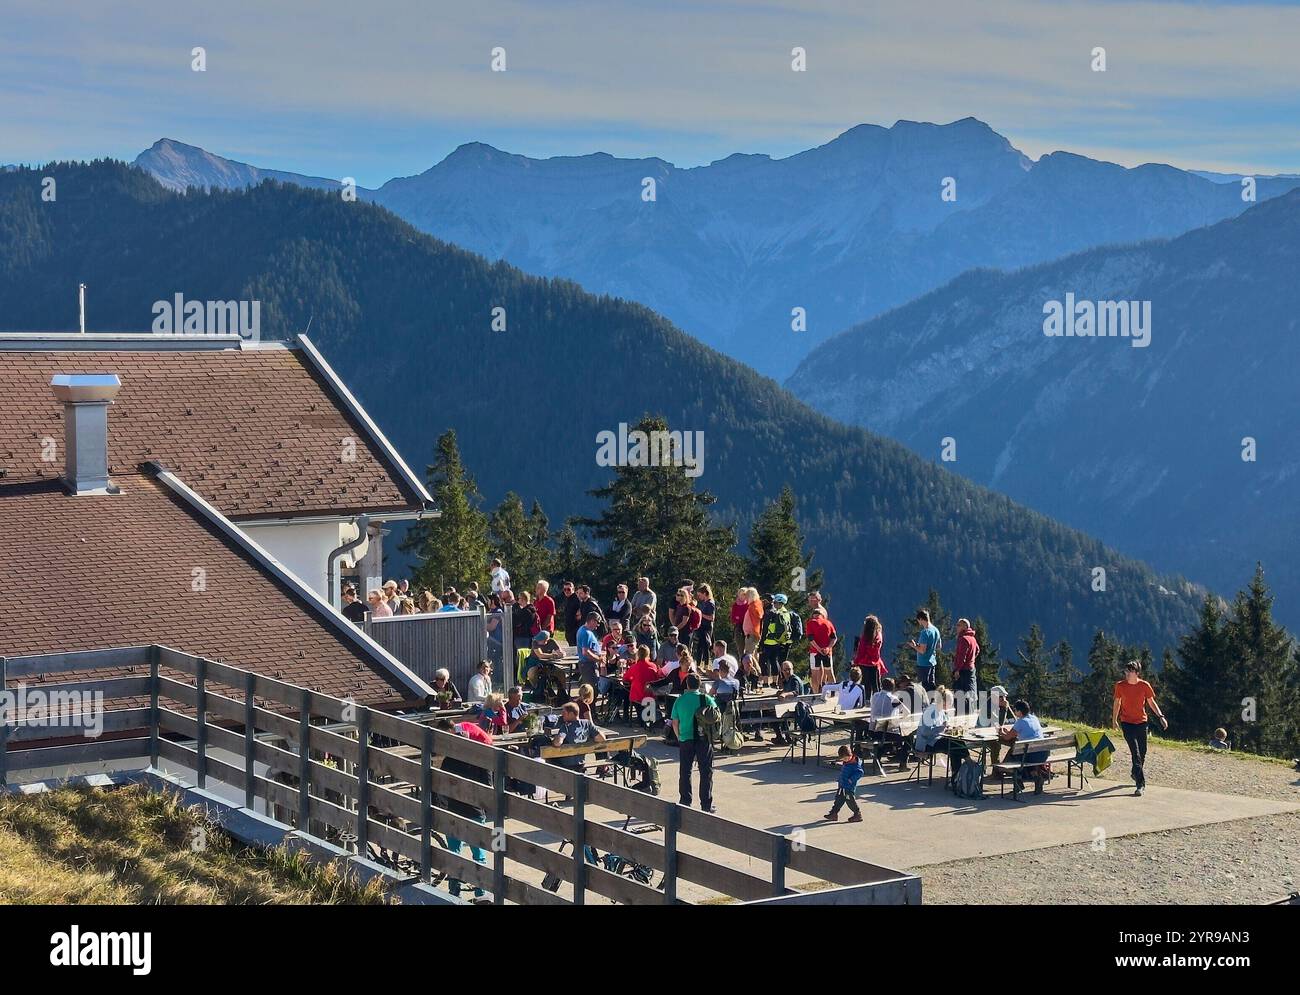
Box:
[825,745,864,822]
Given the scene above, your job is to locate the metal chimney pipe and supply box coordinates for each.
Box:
[79,283,86,334]
[50,374,121,494]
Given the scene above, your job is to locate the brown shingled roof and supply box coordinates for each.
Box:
[0,340,424,519]
[0,471,426,707]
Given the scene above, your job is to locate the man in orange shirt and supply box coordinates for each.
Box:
[1111,660,1168,797]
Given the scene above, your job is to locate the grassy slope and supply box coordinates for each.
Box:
[0,784,387,905]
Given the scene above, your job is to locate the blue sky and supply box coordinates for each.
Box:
[3,0,1299,186]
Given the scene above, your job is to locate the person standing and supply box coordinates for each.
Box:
[533,580,556,637]
[823,745,864,823]
[853,614,886,694]
[575,613,605,689]
[1111,661,1168,797]
[908,609,941,692]
[341,585,367,625]
[609,583,632,627]
[951,618,979,714]
[560,580,582,647]
[670,673,717,813]
[489,558,511,594]
[805,604,838,693]
[693,583,716,663]
[366,588,393,618]
[631,576,657,624]
[759,593,794,689]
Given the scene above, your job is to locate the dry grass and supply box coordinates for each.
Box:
[0,783,390,905]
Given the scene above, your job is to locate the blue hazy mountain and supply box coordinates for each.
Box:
[787,189,1300,628]
[135,121,1300,378]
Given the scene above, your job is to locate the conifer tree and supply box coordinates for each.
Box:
[576,416,743,597]
[1079,630,1122,726]
[747,484,823,620]
[399,429,489,594]
[1006,623,1051,712]
[487,492,554,593]
[1045,639,1081,719]
[1223,565,1296,754]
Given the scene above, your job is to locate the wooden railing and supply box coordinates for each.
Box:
[0,645,919,905]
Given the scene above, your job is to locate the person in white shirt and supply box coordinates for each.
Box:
[831,666,866,712]
[467,660,493,702]
[489,558,511,594]
[709,639,738,681]
[870,678,904,722]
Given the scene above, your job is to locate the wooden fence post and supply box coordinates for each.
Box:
[493,749,507,904]
[571,773,588,905]
[298,688,311,831]
[355,707,370,853]
[662,802,680,904]
[195,657,208,789]
[420,725,433,883]
[0,656,8,789]
[244,672,256,810]
[148,646,159,770]
[771,833,789,896]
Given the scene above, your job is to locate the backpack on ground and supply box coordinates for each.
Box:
[953,759,984,799]
[720,703,744,751]
[793,700,818,735]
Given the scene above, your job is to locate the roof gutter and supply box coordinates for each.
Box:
[237,508,438,528]
[327,514,370,608]
[143,461,434,701]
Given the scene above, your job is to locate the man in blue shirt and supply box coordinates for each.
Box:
[998,699,1050,794]
[908,609,941,692]
[576,613,604,686]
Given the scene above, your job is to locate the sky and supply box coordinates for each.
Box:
[2,0,1299,186]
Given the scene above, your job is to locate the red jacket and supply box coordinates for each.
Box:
[730,598,747,628]
[953,630,979,672]
[853,631,887,673]
[626,659,664,703]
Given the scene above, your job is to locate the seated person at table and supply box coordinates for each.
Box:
[549,701,606,771]
[525,629,564,681]
[713,657,741,706]
[998,699,1050,794]
[738,651,761,692]
[429,668,462,706]
[467,660,493,702]
[625,645,665,725]
[710,640,738,680]
[435,716,494,746]
[870,678,904,722]
[894,673,928,715]
[668,647,698,694]
[577,683,596,721]
[633,614,659,655]
[504,686,529,733]
[656,628,682,672]
[830,666,866,711]
[758,660,803,746]
[478,692,508,734]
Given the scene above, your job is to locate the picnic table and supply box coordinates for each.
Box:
[937,723,1062,790]
[812,707,922,772]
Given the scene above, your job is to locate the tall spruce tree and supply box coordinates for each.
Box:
[1223,565,1296,755]
[1079,630,1123,726]
[971,616,1002,691]
[747,485,823,620]
[487,492,554,593]
[575,416,743,598]
[399,429,489,594]
[1045,639,1081,719]
[1006,624,1051,712]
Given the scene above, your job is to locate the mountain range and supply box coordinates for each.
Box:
[787,189,1300,629]
[0,160,1206,654]
[132,125,1300,379]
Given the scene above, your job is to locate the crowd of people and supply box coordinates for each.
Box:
[346,560,1173,821]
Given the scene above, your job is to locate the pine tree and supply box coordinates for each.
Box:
[971,616,1002,691]
[399,429,489,594]
[1079,630,1122,727]
[747,485,823,621]
[1006,624,1051,712]
[575,416,743,598]
[1223,565,1297,755]
[551,522,591,586]
[1045,639,1081,719]
[487,492,554,594]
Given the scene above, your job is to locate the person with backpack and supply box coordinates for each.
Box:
[759,593,793,689]
[670,673,718,813]
[824,745,864,823]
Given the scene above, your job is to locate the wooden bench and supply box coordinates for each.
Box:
[992,732,1085,801]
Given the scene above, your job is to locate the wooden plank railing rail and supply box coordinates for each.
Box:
[0,644,915,906]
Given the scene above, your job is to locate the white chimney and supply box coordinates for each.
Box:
[50,374,121,494]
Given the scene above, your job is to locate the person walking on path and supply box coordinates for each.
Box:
[1111,660,1168,797]
[824,745,864,822]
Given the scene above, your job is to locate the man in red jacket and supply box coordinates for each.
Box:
[952,618,979,715]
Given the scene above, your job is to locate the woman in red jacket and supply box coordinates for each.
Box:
[852,614,887,695]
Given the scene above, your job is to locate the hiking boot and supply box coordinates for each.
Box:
[847,813,863,823]
[1033,779,1044,795]
[823,811,838,821]
[1134,785,1145,797]
[704,805,717,814]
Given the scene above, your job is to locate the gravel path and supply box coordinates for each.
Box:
[916,740,1300,905]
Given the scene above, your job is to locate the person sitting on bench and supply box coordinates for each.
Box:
[998,699,1050,794]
